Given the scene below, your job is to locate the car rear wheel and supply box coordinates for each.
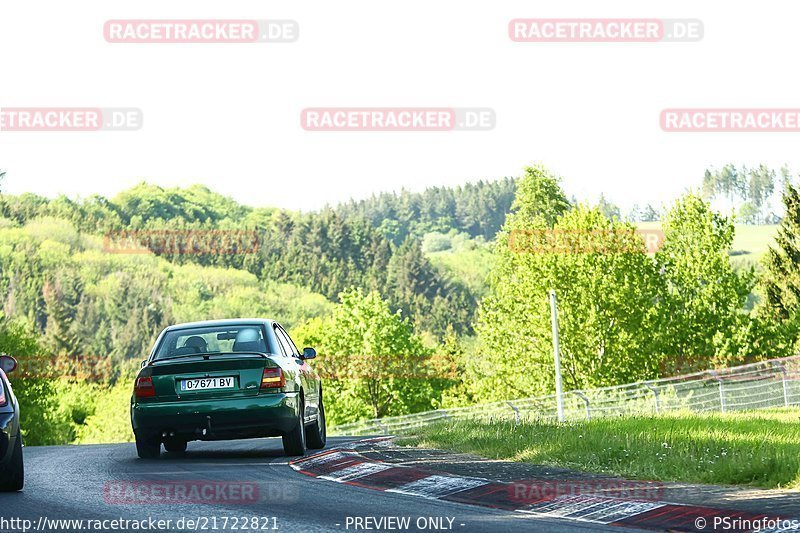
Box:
[135,434,161,459]
[164,439,187,453]
[0,429,24,492]
[282,400,306,456]
[306,399,326,450]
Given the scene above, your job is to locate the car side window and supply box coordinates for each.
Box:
[273,325,294,357]
[281,328,301,355]
[277,327,299,357]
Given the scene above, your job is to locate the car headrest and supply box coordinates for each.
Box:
[232,328,265,352]
[184,336,207,350]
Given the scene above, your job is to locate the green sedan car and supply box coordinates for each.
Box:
[131,319,326,458]
[0,355,23,491]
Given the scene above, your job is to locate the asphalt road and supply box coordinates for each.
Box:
[0,437,633,533]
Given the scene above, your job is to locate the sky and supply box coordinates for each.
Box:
[0,1,798,212]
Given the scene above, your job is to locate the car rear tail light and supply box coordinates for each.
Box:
[135,376,156,398]
[261,367,284,390]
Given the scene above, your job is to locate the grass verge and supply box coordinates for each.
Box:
[397,409,800,489]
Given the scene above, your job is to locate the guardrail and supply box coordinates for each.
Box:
[331,355,800,436]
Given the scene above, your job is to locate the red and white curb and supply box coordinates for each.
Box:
[290,438,800,532]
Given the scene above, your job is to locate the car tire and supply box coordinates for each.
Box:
[164,439,187,453]
[135,434,161,459]
[282,400,306,456]
[306,399,326,450]
[0,429,24,492]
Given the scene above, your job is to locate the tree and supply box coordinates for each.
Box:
[640,204,660,222]
[510,164,571,227]
[654,194,753,371]
[386,237,475,336]
[753,183,800,358]
[337,177,517,242]
[627,204,641,222]
[293,289,436,421]
[762,183,800,320]
[42,268,83,355]
[702,164,778,224]
[597,194,621,221]
[746,164,776,222]
[473,166,661,400]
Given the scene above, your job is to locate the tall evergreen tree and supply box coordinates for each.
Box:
[761,184,800,320]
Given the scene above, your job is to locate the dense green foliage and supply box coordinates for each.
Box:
[471,165,763,402]
[748,183,800,360]
[655,195,754,371]
[334,178,517,243]
[292,289,451,423]
[474,166,663,398]
[0,315,113,445]
[761,183,800,321]
[400,409,800,488]
[1,184,476,338]
[0,219,333,375]
[424,232,494,299]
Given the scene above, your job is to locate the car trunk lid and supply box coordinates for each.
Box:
[148,353,272,401]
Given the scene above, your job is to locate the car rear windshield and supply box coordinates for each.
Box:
[154,325,269,360]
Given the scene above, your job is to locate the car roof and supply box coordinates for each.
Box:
[163,318,277,331]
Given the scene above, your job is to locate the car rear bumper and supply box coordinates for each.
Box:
[131,392,300,441]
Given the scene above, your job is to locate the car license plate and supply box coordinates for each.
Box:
[181,377,235,391]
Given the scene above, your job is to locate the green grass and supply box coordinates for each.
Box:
[397,409,800,489]
[730,224,779,262]
[637,222,779,264]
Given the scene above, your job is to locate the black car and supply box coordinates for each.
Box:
[0,355,23,491]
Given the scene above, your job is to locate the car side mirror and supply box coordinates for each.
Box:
[302,347,317,360]
[0,355,17,374]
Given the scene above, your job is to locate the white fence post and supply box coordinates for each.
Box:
[550,290,565,423]
[644,382,660,414]
[507,401,521,424]
[713,373,727,413]
[573,391,590,421]
[775,362,790,407]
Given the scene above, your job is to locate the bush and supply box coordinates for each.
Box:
[422,232,452,253]
[75,379,134,444]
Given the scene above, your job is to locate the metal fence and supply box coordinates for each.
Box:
[331,355,800,436]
